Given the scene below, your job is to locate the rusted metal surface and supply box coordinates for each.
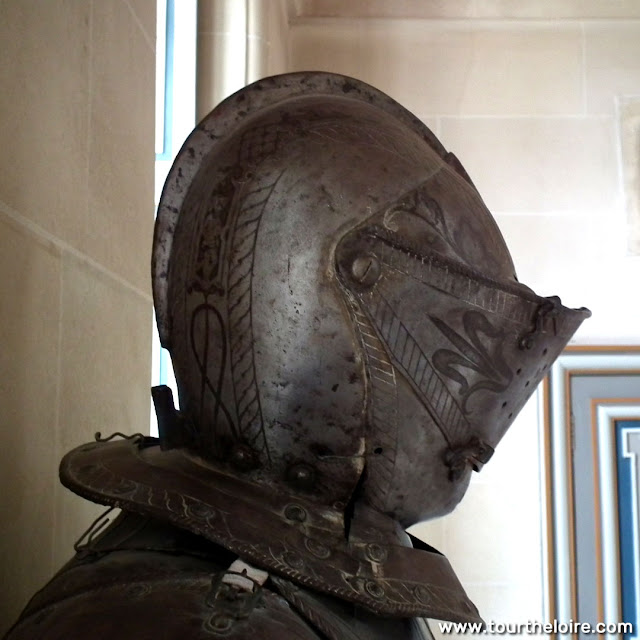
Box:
[6,73,589,638]
[147,71,587,528]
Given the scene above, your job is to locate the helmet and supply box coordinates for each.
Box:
[61,72,589,622]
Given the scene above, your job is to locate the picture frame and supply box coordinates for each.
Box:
[544,346,640,639]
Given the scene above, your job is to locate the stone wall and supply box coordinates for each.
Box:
[0,0,155,632]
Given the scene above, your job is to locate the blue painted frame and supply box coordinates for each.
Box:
[617,419,640,639]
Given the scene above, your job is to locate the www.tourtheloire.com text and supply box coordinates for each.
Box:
[438,620,634,635]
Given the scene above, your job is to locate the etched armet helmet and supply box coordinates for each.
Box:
[61,73,589,623]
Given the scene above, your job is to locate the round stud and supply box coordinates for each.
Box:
[229,442,259,471]
[304,537,331,559]
[350,255,381,288]
[365,580,385,599]
[186,501,215,521]
[286,462,316,490]
[282,551,305,571]
[284,504,307,523]
[365,542,387,563]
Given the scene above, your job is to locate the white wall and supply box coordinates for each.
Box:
[290,15,640,343]
[0,1,155,633]
[289,6,640,628]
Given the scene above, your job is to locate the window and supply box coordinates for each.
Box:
[151,0,197,432]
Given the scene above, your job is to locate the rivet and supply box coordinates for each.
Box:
[350,255,381,288]
[304,537,331,559]
[187,501,214,521]
[365,542,387,563]
[282,551,305,571]
[519,335,533,351]
[229,442,259,471]
[284,504,307,523]
[286,462,316,490]
[365,580,385,599]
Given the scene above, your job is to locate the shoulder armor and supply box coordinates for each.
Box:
[5,550,322,640]
[5,513,322,640]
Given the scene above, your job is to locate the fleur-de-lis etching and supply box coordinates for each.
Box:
[429,310,512,413]
[382,187,464,262]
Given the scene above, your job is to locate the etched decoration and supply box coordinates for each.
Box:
[429,310,512,413]
[184,124,290,459]
[226,174,283,457]
[382,185,464,265]
[339,286,398,512]
[238,124,283,166]
[363,286,471,448]
[335,223,517,453]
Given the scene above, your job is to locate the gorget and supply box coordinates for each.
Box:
[60,437,481,624]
